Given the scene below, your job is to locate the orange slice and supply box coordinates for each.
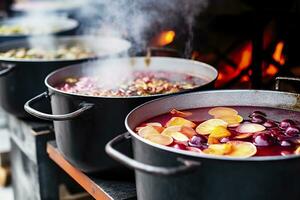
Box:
[215,115,243,125]
[147,134,173,146]
[210,126,231,138]
[227,141,257,158]
[166,117,196,128]
[203,143,232,155]
[196,119,228,135]
[236,123,266,133]
[138,126,160,139]
[170,109,192,117]
[208,107,238,117]
[208,136,220,144]
[234,133,253,139]
[180,126,197,138]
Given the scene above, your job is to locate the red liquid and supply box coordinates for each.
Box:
[140,106,300,157]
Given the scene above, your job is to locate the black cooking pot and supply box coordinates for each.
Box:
[0,16,78,43]
[106,78,300,200]
[0,36,131,117]
[24,57,218,172]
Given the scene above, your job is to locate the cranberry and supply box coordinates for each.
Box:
[188,135,207,148]
[173,143,187,150]
[280,140,292,147]
[263,120,277,128]
[249,111,267,118]
[285,126,300,137]
[251,115,267,124]
[280,119,295,130]
[253,133,274,146]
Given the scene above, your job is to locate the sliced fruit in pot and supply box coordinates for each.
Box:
[138,126,160,139]
[166,117,196,128]
[180,126,197,138]
[215,115,243,125]
[294,146,300,154]
[234,133,253,139]
[208,107,238,117]
[210,126,231,138]
[162,131,189,142]
[196,119,228,135]
[236,123,266,133]
[147,134,173,146]
[227,141,257,158]
[161,126,182,135]
[170,109,192,117]
[208,136,220,144]
[203,143,232,155]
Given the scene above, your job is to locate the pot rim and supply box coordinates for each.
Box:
[125,89,300,162]
[44,56,218,99]
[0,16,78,38]
[0,35,131,63]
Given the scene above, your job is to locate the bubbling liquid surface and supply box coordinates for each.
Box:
[136,106,300,157]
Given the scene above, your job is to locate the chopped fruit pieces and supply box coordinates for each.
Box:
[236,123,266,133]
[215,115,243,125]
[210,126,231,138]
[170,109,192,117]
[147,134,173,145]
[138,126,160,139]
[203,143,232,155]
[196,119,228,135]
[162,131,189,142]
[135,106,300,157]
[227,141,257,158]
[166,117,196,128]
[208,107,238,117]
[234,133,253,139]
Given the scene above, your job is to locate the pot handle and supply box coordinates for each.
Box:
[275,77,300,91]
[105,132,201,176]
[24,92,94,121]
[0,63,15,76]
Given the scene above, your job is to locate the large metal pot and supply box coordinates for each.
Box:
[0,36,131,117]
[0,16,78,43]
[24,57,218,172]
[106,78,300,200]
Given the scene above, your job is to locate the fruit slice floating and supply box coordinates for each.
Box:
[163,131,189,142]
[236,123,266,133]
[196,119,228,135]
[180,126,197,138]
[208,136,220,144]
[215,115,243,125]
[166,117,196,128]
[208,107,238,117]
[147,134,173,146]
[138,126,160,139]
[210,126,231,138]
[234,133,253,139]
[170,109,192,117]
[135,122,163,132]
[203,143,232,155]
[161,126,182,135]
[226,141,257,158]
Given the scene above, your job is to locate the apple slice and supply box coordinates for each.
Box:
[170,109,193,117]
[210,126,231,138]
[147,134,173,146]
[208,107,238,117]
[165,132,189,142]
[236,123,266,133]
[208,136,220,144]
[166,117,196,128]
[161,126,182,135]
[196,119,228,135]
[138,126,160,139]
[295,146,300,154]
[234,133,253,139]
[203,143,233,155]
[226,141,257,158]
[215,115,243,125]
[180,126,197,138]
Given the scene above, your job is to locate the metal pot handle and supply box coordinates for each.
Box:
[105,132,201,176]
[275,77,300,91]
[24,92,94,121]
[0,63,15,76]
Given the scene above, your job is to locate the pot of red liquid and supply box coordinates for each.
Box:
[106,78,300,200]
[24,57,218,172]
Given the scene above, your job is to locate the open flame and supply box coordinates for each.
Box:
[265,41,285,76]
[151,30,176,47]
